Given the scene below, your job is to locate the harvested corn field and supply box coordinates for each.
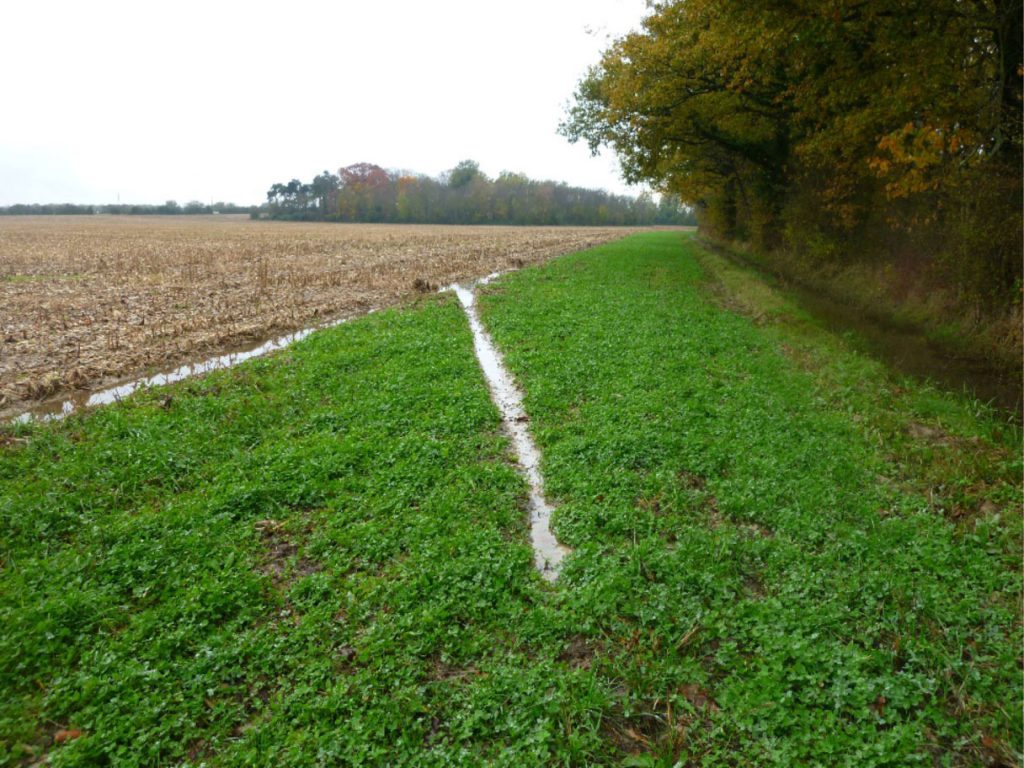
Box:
[0,216,633,415]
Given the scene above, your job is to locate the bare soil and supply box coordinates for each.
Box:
[0,215,634,415]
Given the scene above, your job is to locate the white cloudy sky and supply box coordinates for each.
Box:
[0,0,649,206]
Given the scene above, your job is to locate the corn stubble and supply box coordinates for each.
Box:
[0,216,633,413]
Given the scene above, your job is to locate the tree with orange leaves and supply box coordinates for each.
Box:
[563,0,1022,301]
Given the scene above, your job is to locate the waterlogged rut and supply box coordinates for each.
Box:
[12,312,369,424]
[446,276,570,581]
[10,266,573,581]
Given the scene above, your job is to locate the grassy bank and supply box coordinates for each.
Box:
[700,237,1023,383]
[2,232,1020,766]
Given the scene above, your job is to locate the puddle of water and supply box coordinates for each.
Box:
[11,270,518,425]
[446,278,571,581]
[12,311,370,424]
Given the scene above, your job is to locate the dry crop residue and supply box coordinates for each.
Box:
[0,216,634,416]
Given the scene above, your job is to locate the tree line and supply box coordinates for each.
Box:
[562,0,1022,310]
[0,201,255,216]
[263,161,696,226]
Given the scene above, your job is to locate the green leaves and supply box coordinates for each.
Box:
[2,234,1018,765]
[480,232,1021,765]
[0,299,565,767]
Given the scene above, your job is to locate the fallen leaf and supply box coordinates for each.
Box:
[870,695,887,717]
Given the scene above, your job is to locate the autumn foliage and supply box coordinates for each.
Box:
[266,162,696,227]
[563,0,1023,311]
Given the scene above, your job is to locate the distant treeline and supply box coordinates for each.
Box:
[0,201,255,216]
[263,161,696,226]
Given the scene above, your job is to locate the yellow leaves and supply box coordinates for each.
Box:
[869,157,892,175]
[870,122,967,199]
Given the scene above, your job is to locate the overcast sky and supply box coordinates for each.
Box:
[0,0,649,206]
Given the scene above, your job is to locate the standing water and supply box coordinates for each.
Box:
[446,277,571,581]
[700,239,1023,419]
[10,271,573,580]
[11,311,370,424]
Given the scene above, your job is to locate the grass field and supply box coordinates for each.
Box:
[0,216,632,416]
[481,234,1021,765]
[1,232,1019,766]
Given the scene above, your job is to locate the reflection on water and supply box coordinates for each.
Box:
[445,274,571,581]
[794,288,1022,418]
[13,312,368,424]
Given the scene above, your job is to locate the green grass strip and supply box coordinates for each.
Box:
[479,232,1021,766]
[2,232,1019,766]
[0,298,604,767]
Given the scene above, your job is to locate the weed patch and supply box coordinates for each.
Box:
[0,298,581,766]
